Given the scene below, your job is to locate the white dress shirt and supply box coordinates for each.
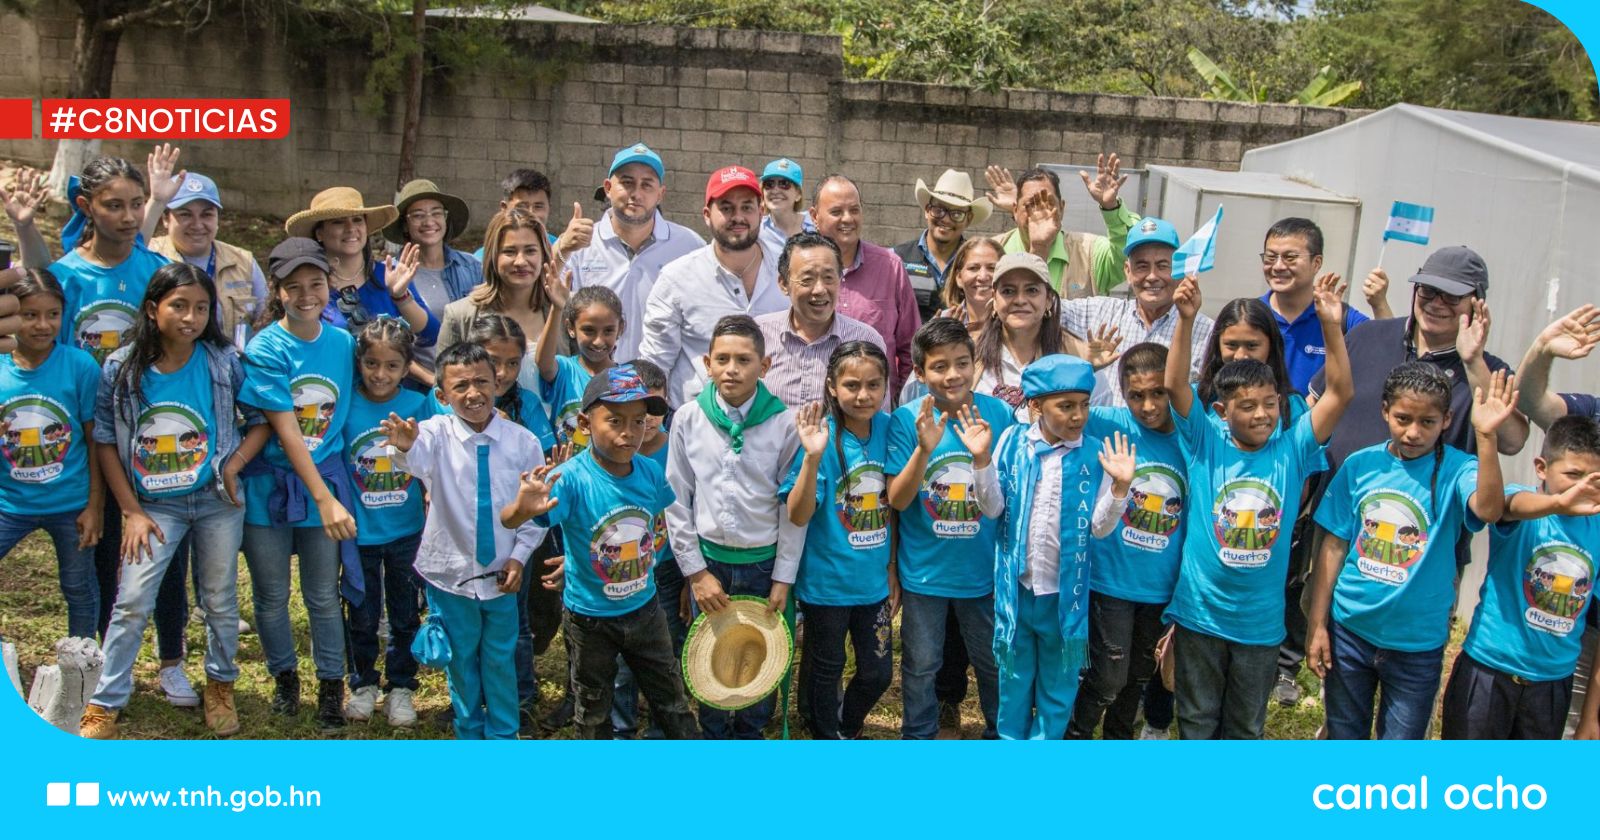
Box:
[638,242,788,407]
[665,391,805,584]
[1060,297,1215,408]
[395,412,547,601]
[566,209,705,363]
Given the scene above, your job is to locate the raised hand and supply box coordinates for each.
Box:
[1098,431,1137,487]
[1457,299,1491,365]
[546,441,572,470]
[383,243,421,298]
[1362,267,1389,305]
[913,397,948,453]
[543,253,571,310]
[146,143,184,205]
[984,164,1017,213]
[555,201,593,259]
[1537,304,1600,361]
[1079,152,1128,210]
[379,412,420,451]
[0,167,49,225]
[1173,275,1202,321]
[953,403,993,463]
[1554,472,1600,517]
[1086,322,1124,370]
[512,465,562,519]
[1312,272,1347,327]
[1472,370,1519,436]
[796,401,830,456]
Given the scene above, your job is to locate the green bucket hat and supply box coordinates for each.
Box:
[384,178,470,244]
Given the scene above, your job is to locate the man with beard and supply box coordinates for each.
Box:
[810,175,921,390]
[641,165,788,406]
[567,143,705,363]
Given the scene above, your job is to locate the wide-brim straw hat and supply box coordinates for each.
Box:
[681,596,793,711]
[383,178,470,244]
[914,169,993,224]
[284,186,399,239]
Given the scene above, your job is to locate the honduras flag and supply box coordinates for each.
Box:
[1171,204,1223,277]
[1383,201,1434,245]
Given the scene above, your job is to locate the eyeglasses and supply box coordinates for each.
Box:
[334,284,371,329]
[926,204,972,224]
[406,209,448,223]
[1415,285,1470,307]
[1258,251,1308,266]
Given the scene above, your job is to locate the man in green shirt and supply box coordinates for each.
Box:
[988,153,1139,300]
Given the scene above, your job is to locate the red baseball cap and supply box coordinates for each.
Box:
[704,166,760,204]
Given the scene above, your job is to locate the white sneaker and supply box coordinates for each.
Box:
[345,685,379,722]
[386,688,417,728]
[158,665,200,708]
[1139,723,1170,740]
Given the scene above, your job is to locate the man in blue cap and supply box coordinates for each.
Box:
[1060,216,1214,408]
[143,167,267,349]
[568,142,705,363]
[977,353,1135,738]
[758,158,813,256]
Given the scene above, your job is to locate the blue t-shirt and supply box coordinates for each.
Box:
[542,355,595,449]
[344,388,434,546]
[50,246,170,364]
[132,349,218,500]
[780,414,892,607]
[1314,442,1483,652]
[887,393,1016,598]
[1086,407,1188,604]
[508,386,557,451]
[1261,292,1367,395]
[645,441,674,568]
[0,347,100,515]
[240,323,356,527]
[1164,404,1326,645]
[1463,484,1600,682]
[538,447,677,618]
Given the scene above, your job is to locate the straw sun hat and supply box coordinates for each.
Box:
[681,597,793,711]
[284,186,399,239]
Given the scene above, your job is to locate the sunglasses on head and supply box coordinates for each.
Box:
[334,284,371,328]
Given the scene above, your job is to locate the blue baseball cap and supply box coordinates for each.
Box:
[167,172,222,210]
[1022,354,1095,399]
[581,364,670,416]
[608,143,665,181]
[1123,216,1180,256]
[760,158,803,190]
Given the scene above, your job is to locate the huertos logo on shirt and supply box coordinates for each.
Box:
[835,462,889,548]
[74,300,138,363]
[1212,478,1283,568]
[1355,490,1429,585]
[1522,542,1593,636]
[922,452,979,537]
[133,402,208,493]
[1121,463,1185,551]
[290,374,339,452]
[349,427,413,507]
[0,395,73,482]
[589,506,655,599]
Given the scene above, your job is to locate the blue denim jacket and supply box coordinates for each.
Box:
[440,246,483,304]
[93,342,264,498]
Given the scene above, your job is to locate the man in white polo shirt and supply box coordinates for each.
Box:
[567,143,705,362]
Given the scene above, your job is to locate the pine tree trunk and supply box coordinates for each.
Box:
[46,5,125,199]
[395,0,427,189]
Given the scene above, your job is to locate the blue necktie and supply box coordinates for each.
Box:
[475,444,495,566]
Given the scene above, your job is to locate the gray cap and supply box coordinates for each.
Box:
[1410,246,1487,297]
[993,251,1051,287]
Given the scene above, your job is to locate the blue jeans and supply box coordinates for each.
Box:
[612,560,687,737]
[695,558,779,739]
[899,589,998,739]
[344,533,425,691]
[241,524,346,680]
[799,599,893,739]
[997,588,1077,740]
[94,494,188,653]
[1173,624,1278,739]
[0,509,99,638]
[89,490,244,710]
[1324,621,1444,740]
[429,584,519,740]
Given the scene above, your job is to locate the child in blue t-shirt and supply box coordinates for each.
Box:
[887,317,1016,740]
[1066,342,1190,740]
[78,263,265,740]
[0,269,104,640]
[987,354,1134,740]
[238,237,359,731]
[1162,275,1353,739]
[340,319,435,728]
[503,364,699,739]
[1444,415,1600,740]
[537,282,623,450]
[1308,362,1515,739]
[781,341,895,740]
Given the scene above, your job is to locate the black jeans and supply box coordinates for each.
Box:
[1143,676,1174,730]
[343,532,425,691]
[1067,592,1168,739]
[564,596,699,740]
[934,604,969,708]
[515,529,563,705]
[799,599,893,739]
[1173,624,1278,739]
[1441,650,1574,740]
[96,494,188,660]
[1277,508,1316,678]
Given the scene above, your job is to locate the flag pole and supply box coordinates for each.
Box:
[1376,240,1388,272]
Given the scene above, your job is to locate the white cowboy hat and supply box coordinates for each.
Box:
[681,597,793,711]
[913,169,993,224]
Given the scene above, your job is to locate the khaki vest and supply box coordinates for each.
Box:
[149,236,262,338]
[1057,231,1099,301]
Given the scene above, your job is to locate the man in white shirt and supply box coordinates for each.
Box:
[566,143,705,362]
[640,165,787,407]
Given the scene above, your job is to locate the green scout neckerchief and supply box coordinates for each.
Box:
[696,381,786,454]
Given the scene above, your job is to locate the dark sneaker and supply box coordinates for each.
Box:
[938,701,961,732]
[270,670,301,717]
[1273,673,1302,706]
[317,679,346,730]
[542,694,575,731]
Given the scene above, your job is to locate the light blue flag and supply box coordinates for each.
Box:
[1172,204,1223,277]
[1383,201,1434,245]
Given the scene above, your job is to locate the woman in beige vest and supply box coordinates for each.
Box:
[141,160,265,349]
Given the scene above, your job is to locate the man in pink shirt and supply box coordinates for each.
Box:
[808,175,921,390]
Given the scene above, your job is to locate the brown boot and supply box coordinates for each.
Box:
[79,704,119,740]
[204,679,240,736]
